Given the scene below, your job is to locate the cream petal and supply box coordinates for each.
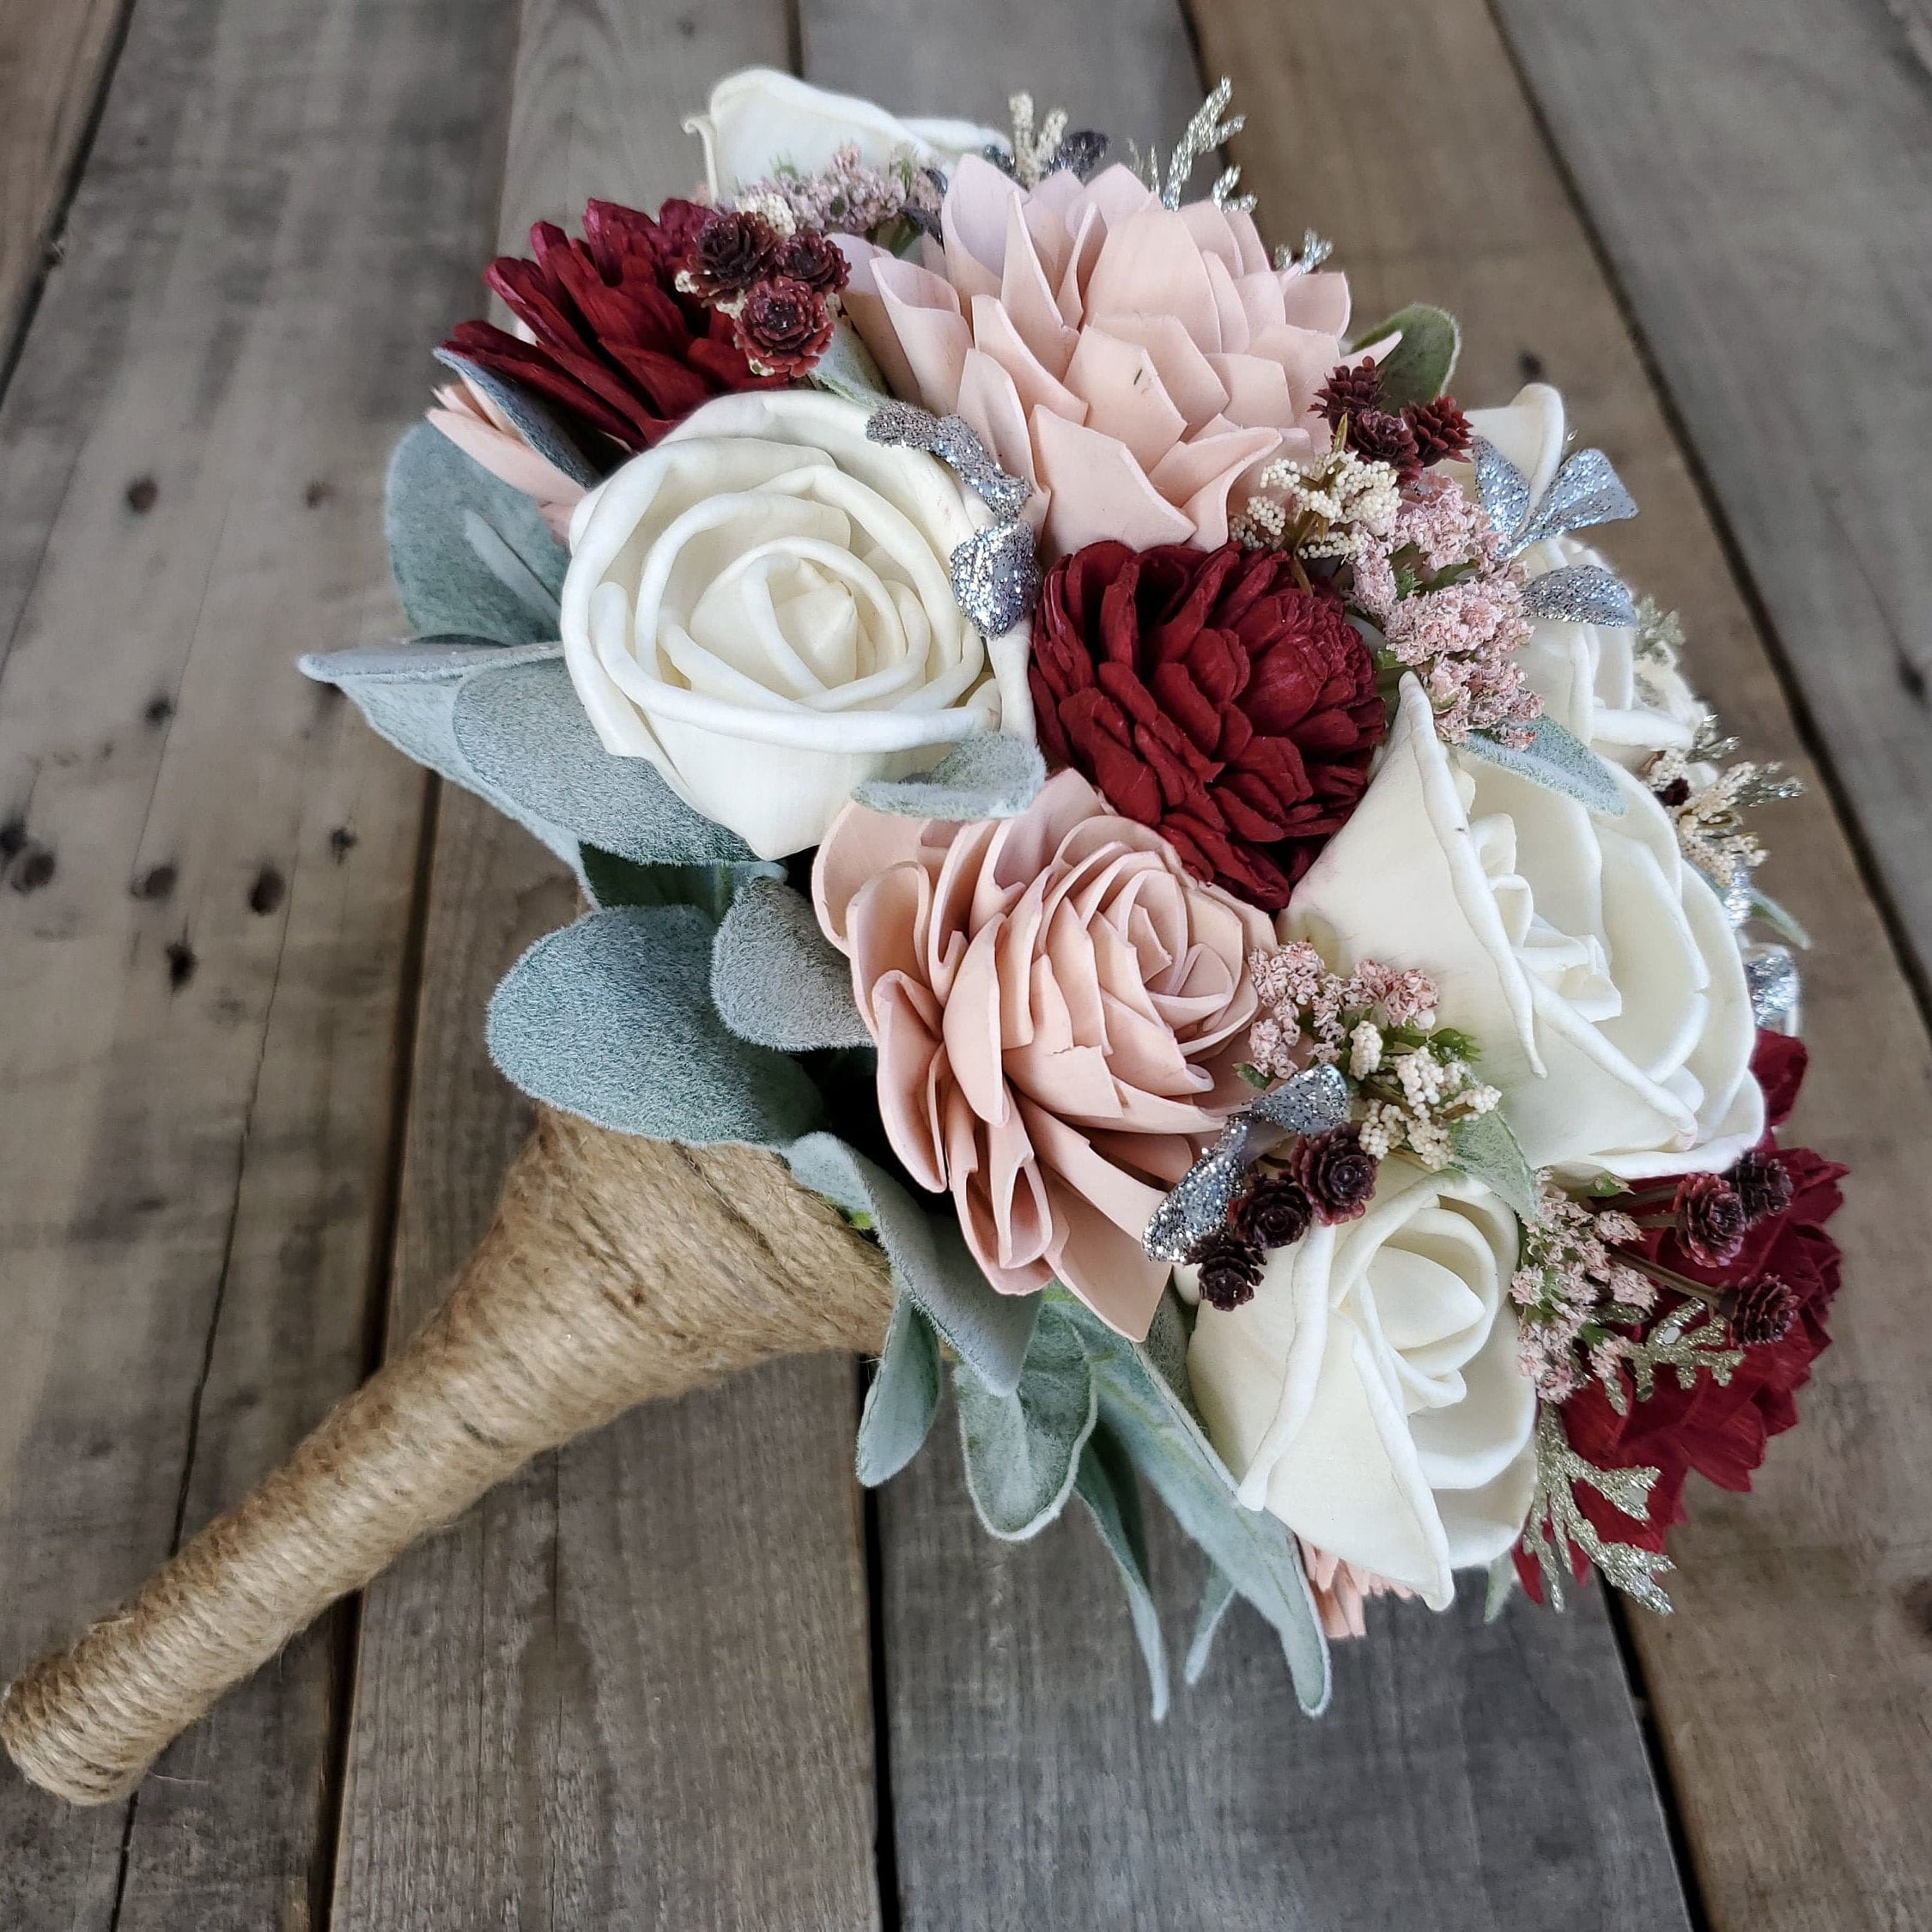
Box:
[1033,409,1194,554]
[1063,327,1188,471]
[1465,383,1567,501]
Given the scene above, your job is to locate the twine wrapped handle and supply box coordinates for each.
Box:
[1,1109,894,1804]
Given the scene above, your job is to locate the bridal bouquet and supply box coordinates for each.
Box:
[3,68,1844,1800]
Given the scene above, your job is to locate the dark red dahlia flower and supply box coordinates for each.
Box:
[1030,542,1387,912]
[1517,1033,1847,1601]
[442,197,782,454]
[737,275,835,377]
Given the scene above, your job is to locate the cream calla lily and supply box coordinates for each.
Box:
[1184,1160,1536,1608]
[1286,677,1763,1178]
[560,390,1032,860]
[684,69,1003,198]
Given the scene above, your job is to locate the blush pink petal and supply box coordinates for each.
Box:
[970,295,1084,422]
[814,769,1273,1340]
[1064,328,1188,471]
[1281,268,1353,337]
[1102,314,1230,431]
[1036,410,1194,555]
[1086,207,1225,350]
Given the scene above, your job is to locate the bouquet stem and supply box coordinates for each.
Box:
[1,1109,893,1805]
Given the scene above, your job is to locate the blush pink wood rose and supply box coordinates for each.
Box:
[2,69,1842,1803]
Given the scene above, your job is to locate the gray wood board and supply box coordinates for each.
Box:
[798,2,1692,1923]
[1490,0,1932,993]
[0,0,519,1922]
[328,3,885,1924]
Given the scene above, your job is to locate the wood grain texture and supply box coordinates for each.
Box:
[800,4,1692,1923]
[0,0,129,355]
[0,0,519,1921]
[1188,0,1932,1922]
[887,1418,1688,1932]
[330,4,884,1925]
[1490,0,1932,995]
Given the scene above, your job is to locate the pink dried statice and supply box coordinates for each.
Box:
[731,143,941,240]
[1512,1184,1655,1401]
[1346,471,1540,745]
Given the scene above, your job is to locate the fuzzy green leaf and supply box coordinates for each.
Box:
[1449,1109,1542,1225]
[1183,1563,1240,1686]
[1350,303,1461,408]
[712,878,872,1051]
[1074,1425,1170,1720]
[1462,714,1627,817]
[954,1300,1097,1540]
[857,1296,944,1486]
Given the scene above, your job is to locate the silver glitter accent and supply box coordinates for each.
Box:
[1251,1063,1350,1136]
[868,403,1041,633]
[1521,1407,1674,1614]
[1516,447,1638,551]
[1523,562,1638,629]
[1141,1116,1266,1265]
[1140,1066,1352,1263]
[1470,438,1638,557]
[949,519,1041,636]
[1470,436,1533,542]
[1745,944,1801,1034]
[1151,79,1244,210]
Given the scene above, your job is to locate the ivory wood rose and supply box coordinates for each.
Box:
[1183,1159,1537,1608]
[559,389,1034,860]
[1469,385,1704,769]
[835,155,1360,556]
[684,69,1004,198]
[813,768,1274,1339]
[1289,676,1764,1177]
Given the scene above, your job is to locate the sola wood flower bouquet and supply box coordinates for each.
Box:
[4,68,1844,1805]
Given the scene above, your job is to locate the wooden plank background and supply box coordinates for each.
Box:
[0,0,1926,1924]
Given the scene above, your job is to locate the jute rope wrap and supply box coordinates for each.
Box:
[1,1109,894,1804]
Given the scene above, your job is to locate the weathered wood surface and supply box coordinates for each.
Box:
[1190,0,1932,1924]
[0,0,517,1923]
[805,3,1692,1925]
[0,0,128,355]
[1492,0,1932,999]
[328,3,884,1926]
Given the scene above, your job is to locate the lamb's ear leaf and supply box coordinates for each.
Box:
[1462,714,1627,817]
[712,878,872,1051]
[1184,1563,1241,1686]
[299,640,578,866]
[1349,302,1460,407]
[582,848,781,919]
[782,1134,1042,1395]
[1065,1294,1332,1716]
[487,903,823,1145]
[434,349,603,486]
[805,319,892,406]
[856,1296,944,1486]
[953,1300,1097,1540]
[451,656,758,863]
[852,734,1046,821]
[1485,1552,1521,1624]
[386,422,568,643]
[1075,1425,1170,1719]
[1448,1109,1542,1225]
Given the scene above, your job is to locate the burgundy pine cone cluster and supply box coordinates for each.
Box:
[1730,1150,1795,1224]
[1314,359,1472,482]
[1295,1126,1378,1224]
[1730,1274,1800,1346]
[1030,542,1387,913]
[1194,1229,1266,1311]
[1238,1174,1315,1250]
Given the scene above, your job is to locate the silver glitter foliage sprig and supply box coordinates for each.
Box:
[1471,437,1638,558]
[1133,79,1255,212]
[866,402,1041,634]
[1521,1407,1675,1614]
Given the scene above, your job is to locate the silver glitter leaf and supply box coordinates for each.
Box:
[1250,1064,1350,1137]
[951,520,1041,635]
[1745,944,1801,1033]
[1523,563,1637,629]
[1141,1117,1265,1265]
[1470,436,1533,544]
[1516,448,1638,551]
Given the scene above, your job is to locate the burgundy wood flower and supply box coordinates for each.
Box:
[1030,542,1387,912]
[442,197,781,454]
